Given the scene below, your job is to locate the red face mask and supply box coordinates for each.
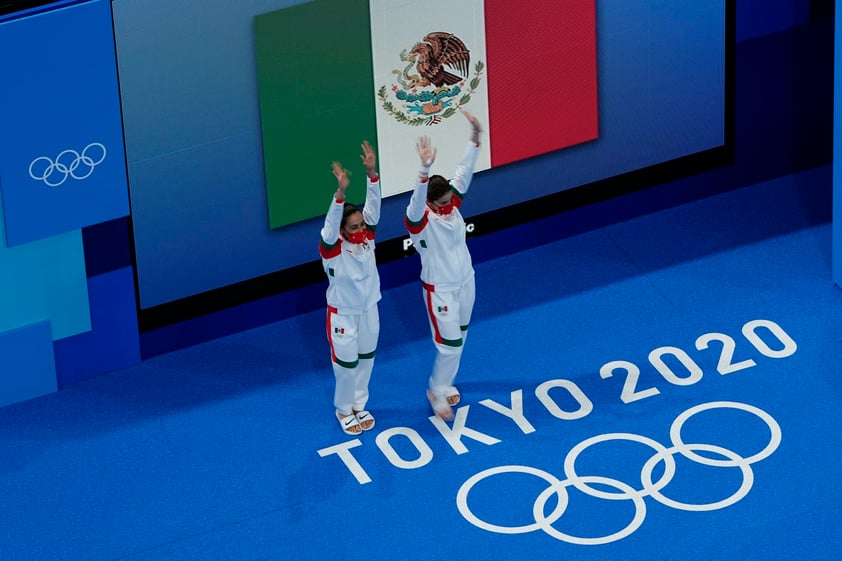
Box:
[346,230,368,244]
[433,201,454,215]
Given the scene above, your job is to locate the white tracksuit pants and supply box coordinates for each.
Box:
[422,278,475,399]
[327,304,379,415]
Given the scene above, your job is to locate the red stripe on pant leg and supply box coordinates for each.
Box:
[423,284,443,344]
[326,306,338,363]
[484,0,599,167]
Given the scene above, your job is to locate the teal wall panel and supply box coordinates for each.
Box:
[0,196,91,340]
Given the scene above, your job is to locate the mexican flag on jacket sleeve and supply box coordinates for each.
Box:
[255,0,597,228]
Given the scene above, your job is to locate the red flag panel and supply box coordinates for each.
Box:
[484,0,599,167]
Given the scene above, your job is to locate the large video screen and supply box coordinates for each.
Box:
[113,0,727,324]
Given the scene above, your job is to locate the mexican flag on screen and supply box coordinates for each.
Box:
[255,0,598,229]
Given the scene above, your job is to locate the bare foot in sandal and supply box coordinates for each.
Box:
[427,390,454,421]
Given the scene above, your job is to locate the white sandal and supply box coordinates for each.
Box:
[353,409,376,431]
[336,411,362,436]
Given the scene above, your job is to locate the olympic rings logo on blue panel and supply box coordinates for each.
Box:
[28,143,107,187]
[456,401,781,545]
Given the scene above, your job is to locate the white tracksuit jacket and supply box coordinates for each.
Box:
[319,176,382,314]
[404,141,480,290]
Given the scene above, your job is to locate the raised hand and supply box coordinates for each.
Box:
[461,109,483,143]
[416,135,437,167]
[360,140,377,176]
[332,161,349,196]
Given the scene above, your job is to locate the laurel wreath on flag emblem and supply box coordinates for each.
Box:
[378,31,485,127]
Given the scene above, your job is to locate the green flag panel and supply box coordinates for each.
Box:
[255,0,379,229]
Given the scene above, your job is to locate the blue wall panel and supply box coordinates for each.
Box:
[53,267,141,386]
[0,321,57,407]
[0,0,128,247]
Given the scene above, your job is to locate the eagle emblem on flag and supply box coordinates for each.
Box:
[378,32,484,127]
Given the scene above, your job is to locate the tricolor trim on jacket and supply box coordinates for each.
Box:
[404,210,428,235]
[319,238,342,259]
